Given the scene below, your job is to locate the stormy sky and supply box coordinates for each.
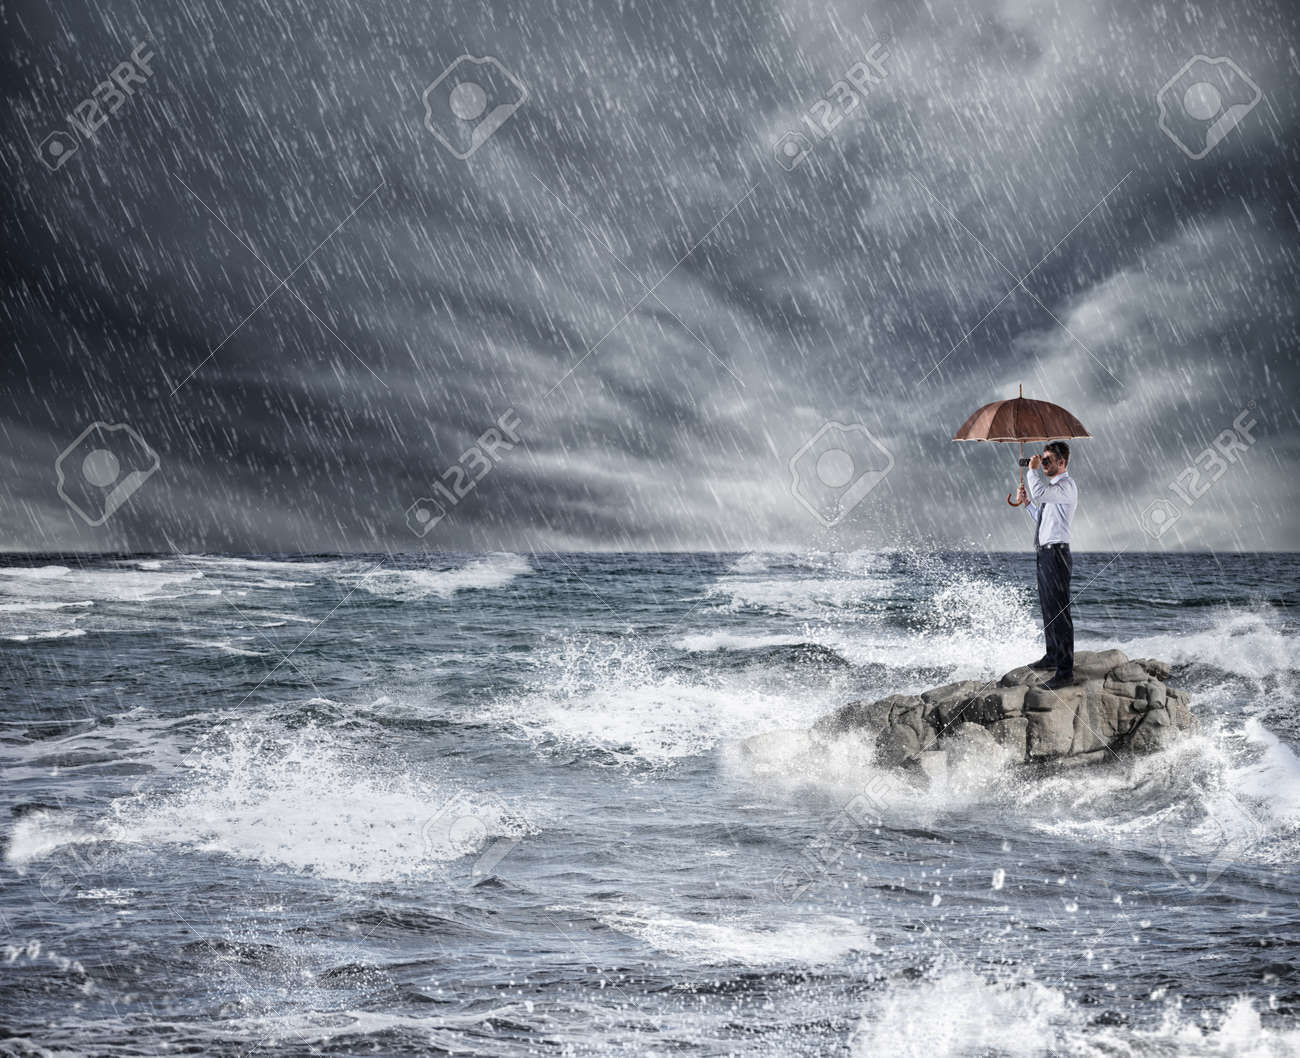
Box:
[2,0,1297,553]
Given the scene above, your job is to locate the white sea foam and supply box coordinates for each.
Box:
[910,573,1041,674]
[699,552,1041,680]
[852,970,1300,1057]
[727,552,772,573]
[594,905,876,966]
[705,572,891,617]
[93,723,533,883]
[0,599,93,614]
[1117,608,1296,678]
[3,628,87,642]
[671,631,812,652]
[0,565,207,604]
[487,637,839,765]
[353,554,531,600]
[4,810,99,868]
[174,637,267,658]
[0,564,73,581]
[254,611,316,625]
[181,555,336,574]
[735,680,1298,871]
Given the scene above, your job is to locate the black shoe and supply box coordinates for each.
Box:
[1028,656,1055,670]
[1041,673,1076,691]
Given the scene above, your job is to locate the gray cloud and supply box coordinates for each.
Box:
[2,0,1296,553]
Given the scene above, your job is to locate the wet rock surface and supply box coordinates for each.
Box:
[797,650,1194,771]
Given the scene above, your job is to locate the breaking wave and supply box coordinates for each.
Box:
[483,636,841,766]
[852,969,1300,1057]
[592,905,876,966]
[8,723,534,885]
[352,554,531,600]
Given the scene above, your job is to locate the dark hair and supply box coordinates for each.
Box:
[1044,441,1070,464]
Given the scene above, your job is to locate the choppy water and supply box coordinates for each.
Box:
[1,550,1298,1057]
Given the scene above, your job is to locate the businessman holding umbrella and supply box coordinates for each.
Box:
[954,387,1089,690]
[1015,442,1078,688]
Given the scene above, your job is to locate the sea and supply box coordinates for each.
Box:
[1,550,1297,1057]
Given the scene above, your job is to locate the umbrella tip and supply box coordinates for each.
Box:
[1018,382,1022,398]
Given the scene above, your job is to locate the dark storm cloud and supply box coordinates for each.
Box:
[2,0,1297,552]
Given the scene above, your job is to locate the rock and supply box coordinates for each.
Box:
[1000,665,1047,688]
[1136,657,1172,680]
[769,649,1196,774]
[988,716,1028,748]
[1026,692,1076,757]
[1142,681,1167,711]
[942,722,1008,770]
[811,697,894,739]
[922,680,986,727]
[1166,688,1193,729]
[1071,649,1131,678]
[1107,661,1149,684]
[990,685,1027,716]
[871,695,937,766]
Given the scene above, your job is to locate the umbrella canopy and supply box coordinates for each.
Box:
[953,386,1090,506]
[954,389,1091,443]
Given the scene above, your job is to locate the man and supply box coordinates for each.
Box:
[1015,440,1077,690]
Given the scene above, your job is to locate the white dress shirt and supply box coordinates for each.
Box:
[1024,468,1077,546]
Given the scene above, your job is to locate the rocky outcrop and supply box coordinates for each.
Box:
[794,650,1194,772]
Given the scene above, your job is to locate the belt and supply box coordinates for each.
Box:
[1037,542,1070,551]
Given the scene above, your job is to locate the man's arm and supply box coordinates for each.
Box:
[1025,467,1077,505]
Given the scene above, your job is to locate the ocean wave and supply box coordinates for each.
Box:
[94,723,533,883]
[252,610,316,625]
[4,809,100,869]
[727,552,772,574]
[0,599,93,614]
[724,550,890,577]
[699,553,1042,682]
[484,637,841,766]
[704,573,893,617]
[0,565,207,604]
[673,631,806,651]
[0,564,73,581]
[593,905,876,966]
[174,637,267,658]
[352,554,531,600]
[178,555,337,574]
[3,628,87,642]
[735,691,1298,872]
[852,969,1300,1057]
[1116,608,1296,679]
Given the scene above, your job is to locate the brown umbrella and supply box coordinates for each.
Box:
[954,385,1091,506]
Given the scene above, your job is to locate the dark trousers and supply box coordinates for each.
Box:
[1036,544,1073,677]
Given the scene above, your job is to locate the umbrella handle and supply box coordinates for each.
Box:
[1006,441,1026,507]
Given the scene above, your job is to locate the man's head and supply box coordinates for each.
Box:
[1042,441,1070,475]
